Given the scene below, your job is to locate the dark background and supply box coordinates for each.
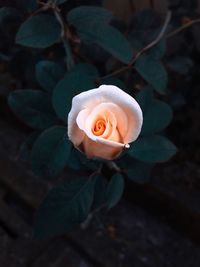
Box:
[0,0,200,266]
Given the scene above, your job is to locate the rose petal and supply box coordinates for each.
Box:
[68,109,89,146]
[82,135,123,160]
[84,102,128,141]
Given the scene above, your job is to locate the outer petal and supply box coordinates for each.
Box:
[68,89,102,145]
[82,136,124,160]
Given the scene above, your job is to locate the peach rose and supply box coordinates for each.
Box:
[68,85,143,160]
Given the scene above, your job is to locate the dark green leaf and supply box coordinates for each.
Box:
[148,38,166,60]
[31,126,70,177]
[101,77,127,92]
[167,56,194,75]
[36,61,65,92]
[132,9,161,33]
[135,86,154,112]
[16,15,61,48]
[129,135,177,163]
[19,132,40,161]
[127,161,154,184]
[135,55,168,94]
[130,9,161,45]
[67,147,100,171]
[0,7,21,24]
[0,53,10,61]
[136,88,173,135]
[68,8,132,63]
[67,6,112,25]
[142,100,173,135]
[106,173,124,209]
[92,175,107,210]
[66,147,83,171]
[34,176,96,238]
[130,37,165,61]
[88,24,133,64]
[16,0,37,12]
[8,89,57,129]
[70,63,99,77]
[52,63,98,121]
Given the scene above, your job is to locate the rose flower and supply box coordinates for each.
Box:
[68,85,143,160]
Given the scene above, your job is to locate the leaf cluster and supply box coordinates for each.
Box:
[0,3,180,238]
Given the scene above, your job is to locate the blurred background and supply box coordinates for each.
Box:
[0,0,200,266]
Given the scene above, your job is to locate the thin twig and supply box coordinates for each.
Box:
[101,65,130,81]
[131,10,172,63]
[101,14,200,81]
[34,1,74,69]
[53,6,74,69]
[166,18,200,38]
[101,11,172,80]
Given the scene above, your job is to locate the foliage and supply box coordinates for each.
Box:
[52,63,98,120]
[136,87,173,135]
[2,1,182,239]
[67,6,133,63]
[31,126,71,177]
[35,176,97,238]
[16,14,61,48]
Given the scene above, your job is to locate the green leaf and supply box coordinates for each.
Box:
[89,24,133,64]
[167,56,194,75]
[67,147,100,171]
[67,6,112,25]
[0,7,21,24]
[67,8,132,63]
[148,38,166,60]
[36,61,65,92]
[66,147,84,171]
[70,63,99,77]
[142,100,173,135]
[135,86,154,112]
[131,38,166,60]
[19,132,40,161]
[31,126,70,177]
[106,173,124,209]
[34,176,96,239]
[101,77,127,92]
[129,135,177,163]
[127,161,154,184]
[52,63,98,121]
[8,89,57,129]
[130,9,162,45]
[92,175,107,210]
[135,55,168,94]
[136,88,173,135]
[16,0,37,12]
[16,14,61,48]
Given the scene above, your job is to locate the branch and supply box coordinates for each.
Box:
[34,1,74,69]
[166,18,200,38]
[101,11,172,80]
[131,10,172,63]
[53,6,74,70]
